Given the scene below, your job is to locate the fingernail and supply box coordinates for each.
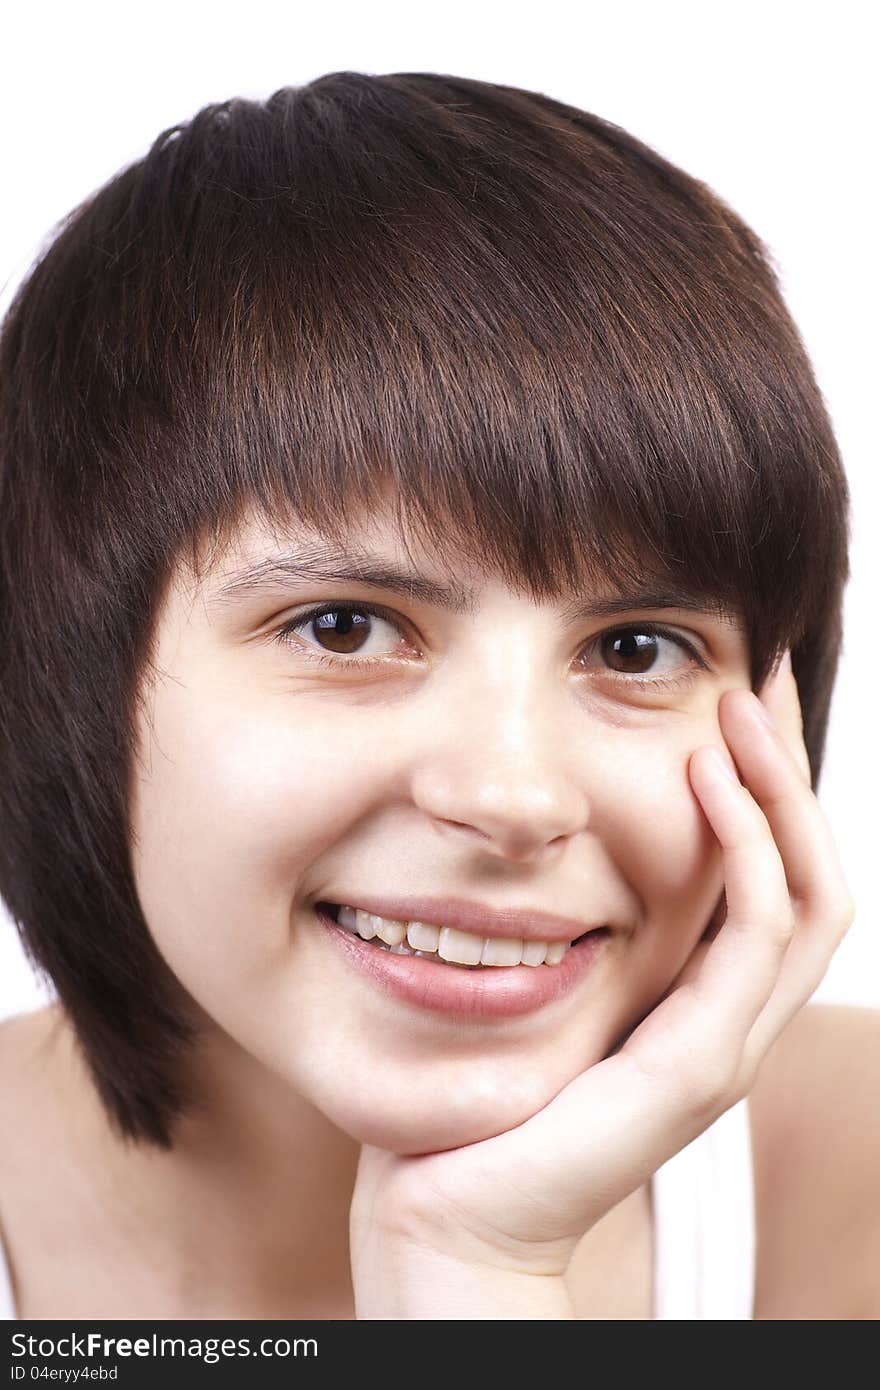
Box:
[710,748,740,783]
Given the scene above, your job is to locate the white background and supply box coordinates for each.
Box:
[1,1,876,1020]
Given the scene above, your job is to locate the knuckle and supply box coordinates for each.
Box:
[775,907,797,946]
[810,892,856,945]
[832,899,855,946]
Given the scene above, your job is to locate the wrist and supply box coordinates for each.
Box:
[353,1240,576,1320]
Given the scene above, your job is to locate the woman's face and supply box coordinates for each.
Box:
[130,503,751,1153]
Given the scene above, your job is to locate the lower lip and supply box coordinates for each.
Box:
[314,907,609,1019]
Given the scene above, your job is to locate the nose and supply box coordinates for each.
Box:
[408,675,591,865]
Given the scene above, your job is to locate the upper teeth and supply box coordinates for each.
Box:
[336,905,571,967]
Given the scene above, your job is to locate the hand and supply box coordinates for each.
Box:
[349,651,855,1309]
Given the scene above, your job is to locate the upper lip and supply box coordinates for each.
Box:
[319,894,604,943]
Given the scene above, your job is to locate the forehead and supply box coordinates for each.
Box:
[196,505,497,612]
[176,500,743,635]
[204,503,477,581]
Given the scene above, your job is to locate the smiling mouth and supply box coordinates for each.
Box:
[316,901,601,970]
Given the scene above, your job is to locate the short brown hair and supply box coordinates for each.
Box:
[0,71,850,1147]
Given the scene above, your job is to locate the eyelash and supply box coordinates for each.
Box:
[271,602,708,691]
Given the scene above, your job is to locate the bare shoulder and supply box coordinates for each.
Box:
[0,1004,67,1176]
[0,1003,64,1086]
[0,1005,47,1097]
[748,1001,880,1320]
[0,1008,54,1251]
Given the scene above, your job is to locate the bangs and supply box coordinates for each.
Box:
[39,72,836,676]
[9,69,848,686]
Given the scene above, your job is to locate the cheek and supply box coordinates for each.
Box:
[134,682,383,865]
[602,740,721,924]
[129,684,384,988]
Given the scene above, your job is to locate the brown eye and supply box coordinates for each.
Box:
[583,624,704,688]
[600,629,663,674]
[274,602,409,665]
[309,608,372,655]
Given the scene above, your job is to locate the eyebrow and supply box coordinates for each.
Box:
[206,546,742,628]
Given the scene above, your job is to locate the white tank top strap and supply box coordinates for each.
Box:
[0,1220,16,1320]
[651,1095,756,1319]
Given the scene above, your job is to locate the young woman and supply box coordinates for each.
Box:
[0,71,873,1321]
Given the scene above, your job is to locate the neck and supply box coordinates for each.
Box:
[48,1004,361,1318]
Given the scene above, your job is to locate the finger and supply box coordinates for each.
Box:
[604,743,795,1120]
[719,686,850,914]
[627,682,848,1095]
[715,687,854,1058]
[600,744,796,1157]
[755,649,811,784]
[655,743,795,1051]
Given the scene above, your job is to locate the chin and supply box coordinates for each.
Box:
[314,1054,595,1156]
[326,1102,532,1156]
